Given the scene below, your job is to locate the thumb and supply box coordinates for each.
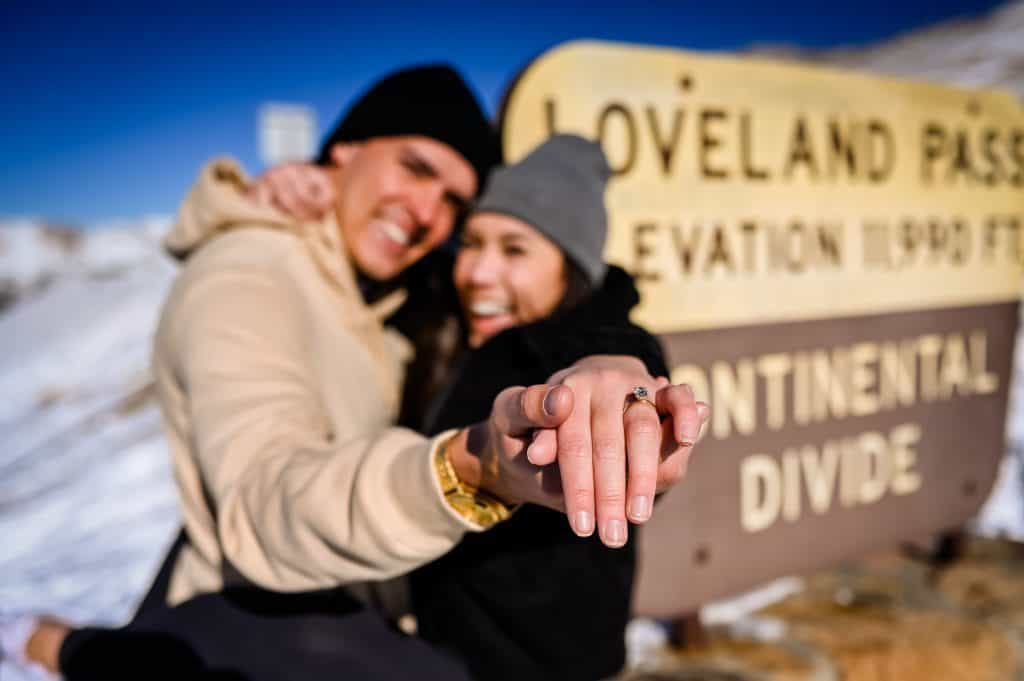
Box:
[491,384,573,438]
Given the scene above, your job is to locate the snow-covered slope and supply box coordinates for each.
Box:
[755,1,1024,97]
[0,220,181,664]
[0,218,170,308]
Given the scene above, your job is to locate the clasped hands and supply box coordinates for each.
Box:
[444,356,709,548]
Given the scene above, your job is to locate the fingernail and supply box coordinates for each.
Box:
[543,388,558,417]
[604,519,627,547]
[526,443,538,465]
[678,440,694,448]
[573,511,594,536]
[628,495,651,521]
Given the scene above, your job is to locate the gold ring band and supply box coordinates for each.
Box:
[623,396,658,416]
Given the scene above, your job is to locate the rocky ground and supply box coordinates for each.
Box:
[623,536,1024,681]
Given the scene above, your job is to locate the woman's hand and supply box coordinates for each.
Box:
[536,356,708,546]
[245,162,335,221]
[445,356,709,549]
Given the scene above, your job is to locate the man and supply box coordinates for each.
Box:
[12,65,705,680]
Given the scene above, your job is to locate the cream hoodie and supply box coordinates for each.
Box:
[155,158,476,606]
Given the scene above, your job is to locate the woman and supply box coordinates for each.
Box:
[405,134,670,681]
[2,135,703,680]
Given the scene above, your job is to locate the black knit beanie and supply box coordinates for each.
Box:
[315,64,499,193]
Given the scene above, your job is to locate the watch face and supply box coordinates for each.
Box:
[447,492,504,527]
[447,492,483,514]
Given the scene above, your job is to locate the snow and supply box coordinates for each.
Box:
[753,1,1024,97]
[0,222,181,679]
[0,219,172,326]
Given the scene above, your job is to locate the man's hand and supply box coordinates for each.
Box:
[446,384,574,512]
[246,162,335,221]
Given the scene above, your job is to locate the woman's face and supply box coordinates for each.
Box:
[454,213,567,348]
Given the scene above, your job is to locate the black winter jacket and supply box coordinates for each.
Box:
[409,265,668,681]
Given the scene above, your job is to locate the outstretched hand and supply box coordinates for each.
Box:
[528,356,708,546]
[447,356,709,549]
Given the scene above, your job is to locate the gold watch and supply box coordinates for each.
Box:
[434,435,516,528]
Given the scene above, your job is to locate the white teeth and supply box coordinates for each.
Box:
[470,301,511,316]
[378,221,409,246]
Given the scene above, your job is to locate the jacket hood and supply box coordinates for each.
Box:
[164,158,406,316]
[166,157,301,261]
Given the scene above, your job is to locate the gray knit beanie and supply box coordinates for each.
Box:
[474,134,610,286]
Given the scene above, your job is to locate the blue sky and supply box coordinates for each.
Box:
[0,0,1007,224]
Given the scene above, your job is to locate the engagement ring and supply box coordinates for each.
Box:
[624,385,657,416]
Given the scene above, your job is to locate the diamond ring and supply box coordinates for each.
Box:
[623,385,657,416]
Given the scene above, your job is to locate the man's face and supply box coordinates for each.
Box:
[329,136,477,281]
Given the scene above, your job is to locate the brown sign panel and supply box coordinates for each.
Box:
[636,301,1015,616]
[501,40,1024,615]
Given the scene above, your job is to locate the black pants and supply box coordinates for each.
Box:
[59,533,472,681]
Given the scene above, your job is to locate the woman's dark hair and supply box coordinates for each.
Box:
[394,249,599,431]
[554,257,595,316]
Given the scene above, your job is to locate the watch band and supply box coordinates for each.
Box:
[434,434,516,528]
